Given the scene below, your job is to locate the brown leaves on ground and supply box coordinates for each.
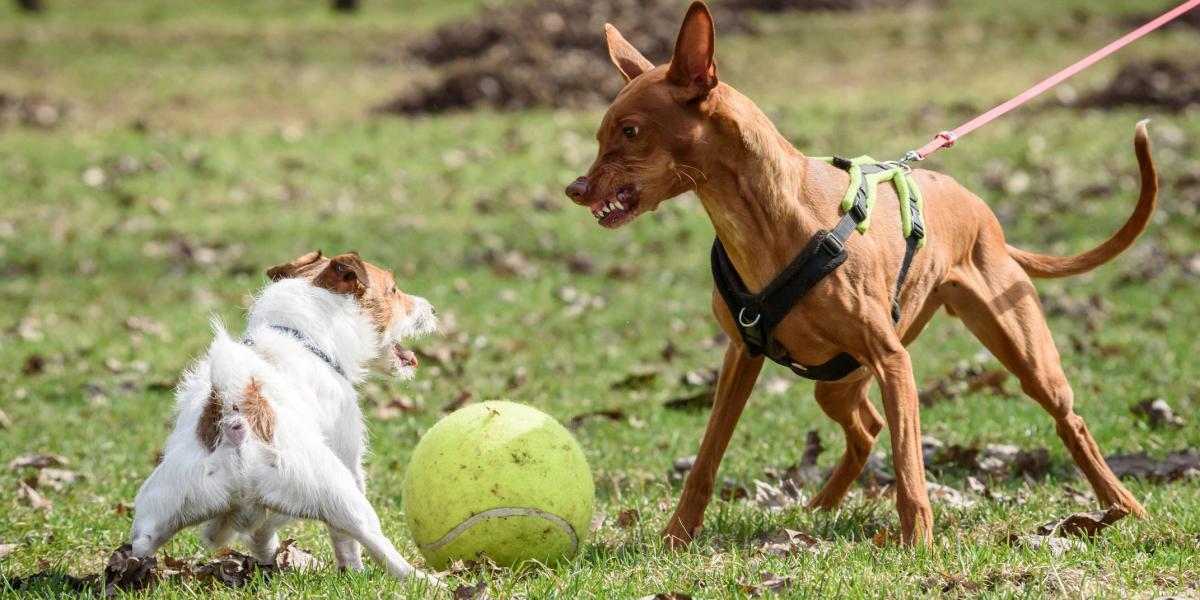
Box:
[1104,448,1200,483]
[1012,506,1130,557]
[9,453,68,471]
[750,528,827,558]
[612,369,660,391]
[10,453,84,510]
[0,91,74,129]
[615,509,640,528]
[567,408,646,431]
[923,438,1050,480]
[637,594,694,600]
[1130,398,1184,428]
[1036,506,1130,540]
[454,581,489,600]
[919,362,1010,406]
[742,572,796,597]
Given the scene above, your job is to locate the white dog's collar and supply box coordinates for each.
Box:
[244,325,348,380]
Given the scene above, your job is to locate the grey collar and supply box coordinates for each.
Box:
[244,324,348,380]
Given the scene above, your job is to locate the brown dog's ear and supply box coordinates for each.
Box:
[667,1,718,99]
[605,23,654,83]
[314,252,370,296]
[266,250,323,281]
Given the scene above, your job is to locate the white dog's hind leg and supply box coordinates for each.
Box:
[328,525,364,571]
[258,445,431,583]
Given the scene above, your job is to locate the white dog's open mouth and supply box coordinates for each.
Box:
[393,344,419,369]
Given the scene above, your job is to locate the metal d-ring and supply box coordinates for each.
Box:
[737,308,761,328]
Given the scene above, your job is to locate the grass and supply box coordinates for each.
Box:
[2,0,1199,597]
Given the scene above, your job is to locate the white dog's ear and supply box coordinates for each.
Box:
[266,250,323,281]
[314,252,369,296]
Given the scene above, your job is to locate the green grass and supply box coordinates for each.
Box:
[2,0,1198,597]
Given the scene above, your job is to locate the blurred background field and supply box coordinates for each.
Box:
[1,0,1198,597]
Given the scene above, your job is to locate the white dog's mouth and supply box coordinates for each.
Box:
[393,344,419,369]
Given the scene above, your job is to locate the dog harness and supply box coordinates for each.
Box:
[243,324,348,380]
[711,156,926,381]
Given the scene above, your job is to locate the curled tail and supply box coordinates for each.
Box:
[1006,121,1157,279]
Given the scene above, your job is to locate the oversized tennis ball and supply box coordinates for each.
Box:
[403,401,594,569]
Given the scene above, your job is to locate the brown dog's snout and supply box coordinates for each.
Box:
[565,177,590,205]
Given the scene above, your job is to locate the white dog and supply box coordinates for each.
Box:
[128,251,437,583]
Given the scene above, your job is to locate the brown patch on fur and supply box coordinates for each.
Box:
[242,379,275,444]
[197,388,223,452]
[359,294,395,334]
[266,250,324,281]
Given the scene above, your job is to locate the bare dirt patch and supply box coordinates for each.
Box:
[1080,59,1200,113]
[377,0,929,114]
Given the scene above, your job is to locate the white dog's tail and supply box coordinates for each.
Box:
[198,324,277,451]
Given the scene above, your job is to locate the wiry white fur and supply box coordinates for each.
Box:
[128,276,437,584]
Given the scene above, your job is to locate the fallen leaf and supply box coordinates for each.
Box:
[926,481,975,509]
[17,480,51,510]
[871,529,891,547]
[793,430,823,485]
[615,509,640,528]
[1105,448,1200,483]
[663,388,715,411]
[744,572,796,596]
[505,366,528,390]
[37,468,84,491]
[193,548,267,588]
[272,539,316,572]
[441,388,475,414]
[750,529,826,557]
[565,252,595,275]
[454,581,489,600]
[0,409,10,429]
[376,397,421,420]
[637,594,693,600]
[750,478,804,512]
[1062,484,1095,506]
[1017,534,1087,557]
[589,511,606,533]
[0,543,16,559]
[9,453,68,472]
[612,370,659,391]
[673,455,696,473]
[660,341,679,362]
[1131,398,1184,428]
[103,544,156,595]
[1036,506,1130,540]
[680,368,717,388]
[567,409,628,430]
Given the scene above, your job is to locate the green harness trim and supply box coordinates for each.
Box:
[814,155,928,248]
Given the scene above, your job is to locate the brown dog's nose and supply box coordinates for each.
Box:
[565,177,590,204]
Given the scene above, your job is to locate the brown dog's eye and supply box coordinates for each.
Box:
[622,126,638,139]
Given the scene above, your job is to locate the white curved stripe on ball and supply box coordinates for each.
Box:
[419,507,579,555]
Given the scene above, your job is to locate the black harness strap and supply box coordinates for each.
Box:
[711,157,925,381]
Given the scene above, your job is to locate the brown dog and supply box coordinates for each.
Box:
[566,1,1156,546]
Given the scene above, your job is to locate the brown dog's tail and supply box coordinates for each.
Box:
[1006,121,1157,279]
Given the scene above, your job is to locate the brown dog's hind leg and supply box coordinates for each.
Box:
[942,259,1145,516]
[662,341,764,549]
[807,375,881,510]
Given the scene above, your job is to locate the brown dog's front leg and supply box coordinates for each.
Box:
[662,342,764,549]
[872,347,933,546]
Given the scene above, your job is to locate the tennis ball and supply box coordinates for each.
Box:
[403,401,594,569]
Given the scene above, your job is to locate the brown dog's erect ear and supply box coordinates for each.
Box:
[667,1,718,99]
[605,23,654,83]
[266,250,323,281]
[314,252,370,296]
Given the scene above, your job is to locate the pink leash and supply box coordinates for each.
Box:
[901,0,1200,163]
